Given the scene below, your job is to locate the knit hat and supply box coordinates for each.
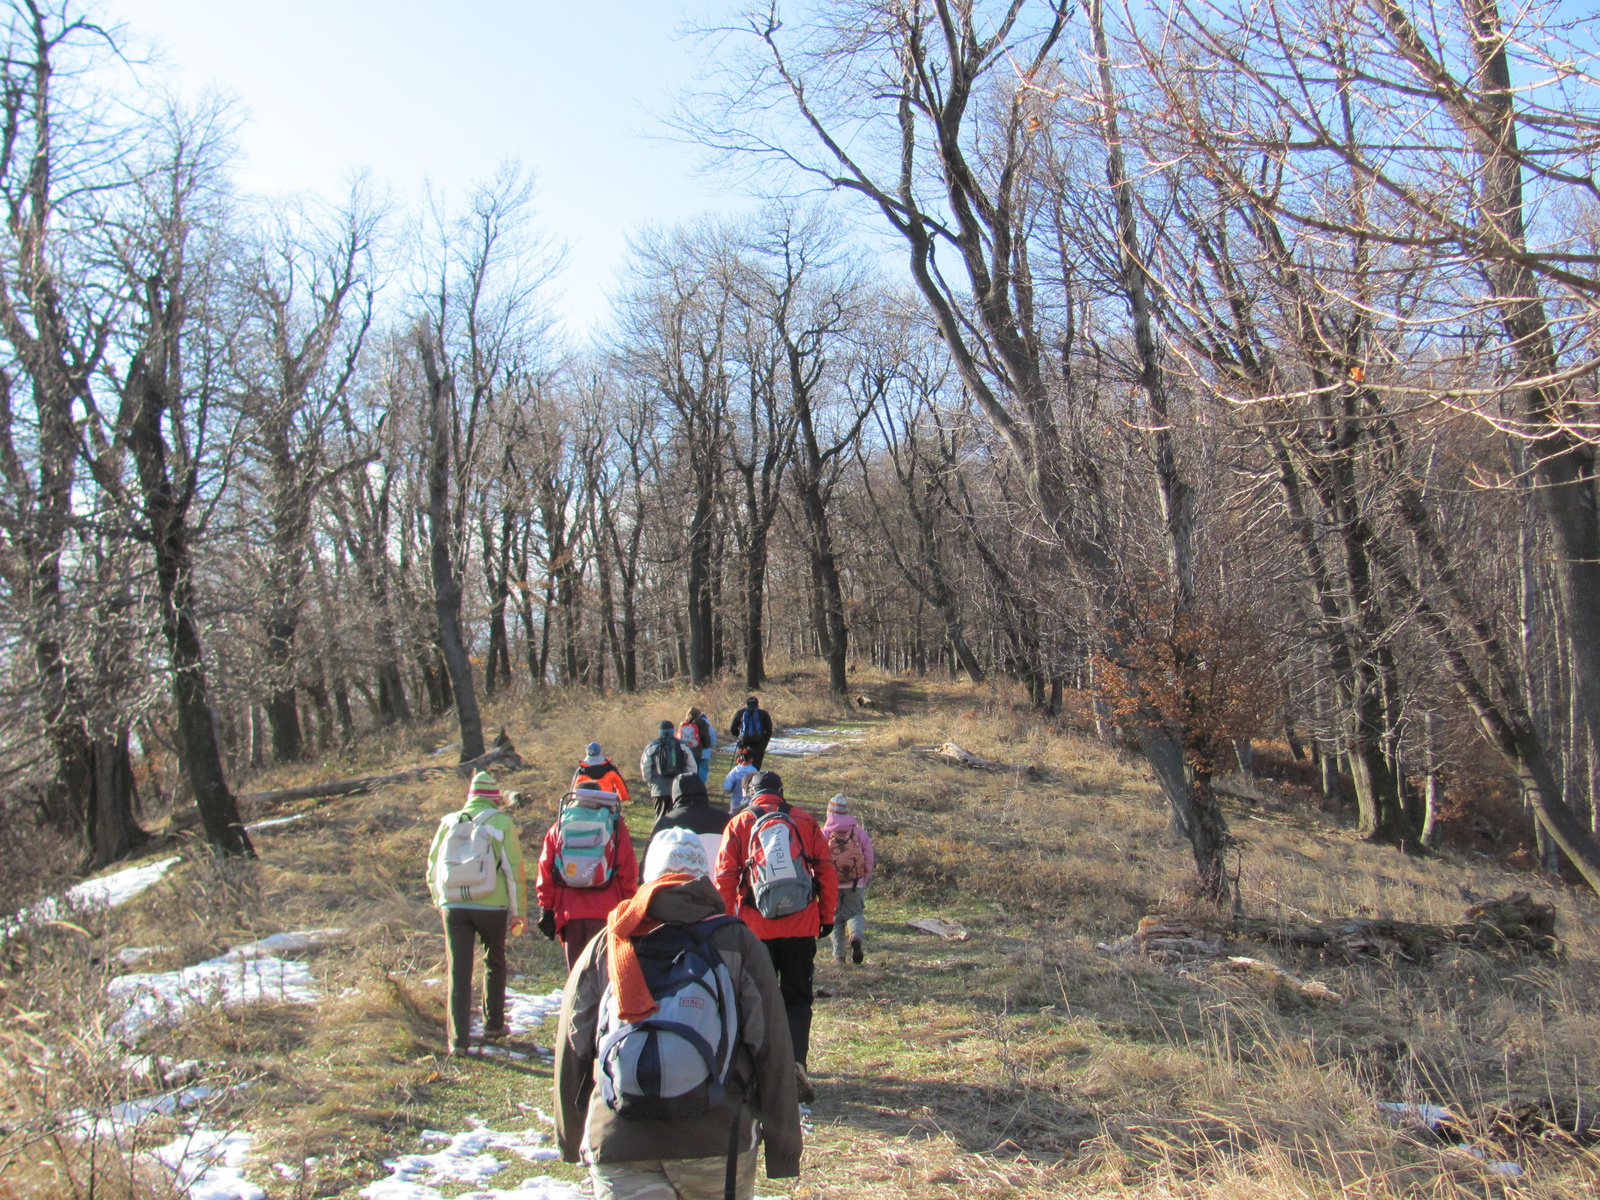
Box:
[735,746,754,764]
[467,771,501,805]
[827,794,849,815]
[671,772,709,805]
[745,696,759,707]
[584,742,605,766]
[751,770,783,797]
[659,718,675,733]
[643,827,711,882]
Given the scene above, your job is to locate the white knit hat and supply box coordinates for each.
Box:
[643,827,711,882]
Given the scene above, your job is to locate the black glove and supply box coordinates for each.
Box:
[537,909,557,941]
[818,922,834,937]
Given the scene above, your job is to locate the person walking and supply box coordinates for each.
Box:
[722,747,758,814]
[571,742,630,804]
[652,771,732,875]
[678,707,717,782]
[712,770,836,1099]
[821,794,876,965]
[728,696,773,768]
[426,771,527,1056]
[536,789,640,971]
[641,719,694,818]
[554,831,802,1200]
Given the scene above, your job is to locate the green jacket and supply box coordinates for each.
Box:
[426,796,527,916]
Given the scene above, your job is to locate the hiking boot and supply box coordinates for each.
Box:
[850,937,864,965]
[794,1063,816,1104]
[833,952,846,965]
[481,1023,510,1041]
[449,1044,472,1058]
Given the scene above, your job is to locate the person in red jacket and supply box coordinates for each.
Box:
[570,742,630,804]
[713,770,837,1095]
[536,799,640,970]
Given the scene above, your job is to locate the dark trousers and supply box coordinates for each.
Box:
[739,735,772,769]
[559,916,607,971]
[444,907,507,1050]
[762,935,816,1067]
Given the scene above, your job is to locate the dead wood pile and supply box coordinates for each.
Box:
[236,729,525,806]
[1097,892,1559,963]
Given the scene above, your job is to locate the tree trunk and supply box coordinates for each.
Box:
[419,333,485,762]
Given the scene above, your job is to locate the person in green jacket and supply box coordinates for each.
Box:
[427,771,527,1055]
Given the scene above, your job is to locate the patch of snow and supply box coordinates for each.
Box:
[1378,1101,1456,1130]
[360,1123,564,1200]
[118,945,171,964]
[153,1127,264,1200]
[69,1083,216,1138]
[244,813,308,831]
[107,929,341,1040]
[763,737,842,757]
[468,986,563,1039]
[3,856,182,937]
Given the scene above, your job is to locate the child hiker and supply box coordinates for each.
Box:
[426,771,527,1056]
[822,794,876,964]
[722,746,758,814]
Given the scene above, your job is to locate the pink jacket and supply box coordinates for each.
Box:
[821,812,875,889]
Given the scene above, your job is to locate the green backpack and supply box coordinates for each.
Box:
[554,789,621,889]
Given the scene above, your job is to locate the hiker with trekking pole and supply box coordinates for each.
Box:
[555,826,802,1200]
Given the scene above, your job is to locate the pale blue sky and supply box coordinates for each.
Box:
[103,0,752,333]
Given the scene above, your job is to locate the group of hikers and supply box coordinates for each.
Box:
[425,696,876,1200]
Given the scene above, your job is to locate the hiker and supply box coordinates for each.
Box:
[822,794,876,965]
[571,742,630,804]
[641,719,695,818]
[678,706,718,782]
[722,747,759,814]
[426,771,527,1056]
[554,828,802,1200]
[713,770,837,1097]
[536,787,640,971]
[652,771,732,874]
[728,696,773,768]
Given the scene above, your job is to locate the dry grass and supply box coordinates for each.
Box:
[3,668,1599,1197]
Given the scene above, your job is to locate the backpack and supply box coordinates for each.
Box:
[736,708,771,740]
[596,914,740,1120]
[651,737,688,783]
[678,722,701,752]
[433,810,515,908]
[829,824,868,885]
[694,715,712,751]
[554,790,621,889]
[743,803,816,920]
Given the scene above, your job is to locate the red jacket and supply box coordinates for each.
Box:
[571,759,630,804]
[714,794,837,939]
[536,813,639,932]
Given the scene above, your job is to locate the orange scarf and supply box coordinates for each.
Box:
[605,872,697,1024]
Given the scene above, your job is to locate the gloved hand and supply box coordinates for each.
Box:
[509,915,528,938]
[818,922,834,938]
[537,909,557,941]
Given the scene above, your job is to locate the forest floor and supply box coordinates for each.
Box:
[5,670,1600,1200]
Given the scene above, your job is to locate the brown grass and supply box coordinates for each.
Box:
[3,668,1599,1198]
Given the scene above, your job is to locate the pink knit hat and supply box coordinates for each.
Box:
[467,771,502,805]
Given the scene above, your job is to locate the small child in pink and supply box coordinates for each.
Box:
[821,794,876,964]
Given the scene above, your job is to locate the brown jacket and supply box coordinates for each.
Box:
[554,876,802,1178]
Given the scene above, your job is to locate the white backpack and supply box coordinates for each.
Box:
[432,810,517,911]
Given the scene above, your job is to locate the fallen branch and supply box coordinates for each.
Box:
[237,730,524,806]
[1097,892,1559,963]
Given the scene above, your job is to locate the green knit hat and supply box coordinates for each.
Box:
[467,771,501,805]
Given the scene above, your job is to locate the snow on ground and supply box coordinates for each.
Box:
[108,929,343,1040]
[243,813,309,831]
[154,1127,265,1200]
[764,726,869,757]
[468,986,563,1043]
[359,1122,565,1200]
[69,1082,218,1139]
[3,855,182,937]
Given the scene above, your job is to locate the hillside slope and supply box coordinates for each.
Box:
[5,673,1598,1199]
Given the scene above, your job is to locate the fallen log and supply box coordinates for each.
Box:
[1097,892,1559,963]
[237,730,524,806]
